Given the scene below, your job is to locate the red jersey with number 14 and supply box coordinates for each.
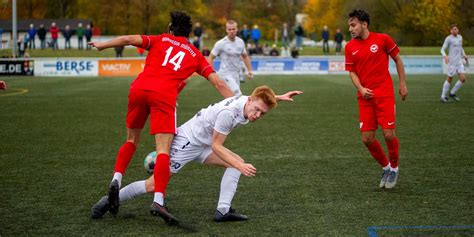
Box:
[130,34,214,100]
[345,32,399,98]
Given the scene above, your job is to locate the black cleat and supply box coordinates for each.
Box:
[91,196,110,219]
[449,93,460,102]
[150,202,179,225]
[214,207,248,222]
[108,179,120,216]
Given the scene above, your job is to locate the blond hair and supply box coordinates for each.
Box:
[250,85,277,109]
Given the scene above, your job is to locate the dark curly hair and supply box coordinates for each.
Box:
[169,10,193,37]
[348,9,370,26]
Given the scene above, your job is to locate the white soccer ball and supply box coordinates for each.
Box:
[144,151,157,174]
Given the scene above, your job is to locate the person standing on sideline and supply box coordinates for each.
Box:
[345,9,407,189]
[49,22,59,50]
[88,10,233,224]
[251,25,261,47]
[37,24,47,49]
[209,20,253,96]
[294,23,304,50]
[63,25,74,49]
[334,28,344,55]
[85,24,93,50]
[440,24,468,102]
[193,22,203,50]
[281,22,290,47]
[27,24,37,49]
[240,24,250,44]
[76,23,85,50]
[322,25,329,55]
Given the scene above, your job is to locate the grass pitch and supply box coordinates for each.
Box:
[0,74,473,236]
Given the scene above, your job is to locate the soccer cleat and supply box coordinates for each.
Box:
[379,169,390,188]
[150,202,179,225]
[440,97,449,103]
[108,179,120,216]
[91,196,110,219]
[214,207,248,222]
[449,93,460,102]
[385,171,399,189]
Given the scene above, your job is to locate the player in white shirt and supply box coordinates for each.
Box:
[209,20,253,96]
[91,86,303,223]
[440,24,469,102]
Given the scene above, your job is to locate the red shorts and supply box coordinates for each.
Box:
[126,89,176,135]
[358,97,396,132]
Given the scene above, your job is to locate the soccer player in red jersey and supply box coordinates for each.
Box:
[89,11,233,222]
[345,9,408,189]
[0,81,6,90]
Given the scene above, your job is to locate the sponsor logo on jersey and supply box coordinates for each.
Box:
[370,44,378,53]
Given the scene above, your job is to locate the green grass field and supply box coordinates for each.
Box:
[1,74,473,236]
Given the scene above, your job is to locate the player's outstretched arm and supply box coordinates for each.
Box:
[89,35,143,51]
[211,130,256,177]
[0,81,7,90]
[207,72,234,98]
[276,90,303,102]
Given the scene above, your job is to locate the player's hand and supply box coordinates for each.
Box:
[238,163,256,177]
[399,84,408,101]
[276,90,303,102]
[247,71,253,80]
[444,56,449,64]
[360,87,373,99]
[0,81,7,90]
[89,42,104,51]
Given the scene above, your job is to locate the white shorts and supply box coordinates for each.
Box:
[169,133,212,173]
[218,72,242,96]
[447,63,465,77]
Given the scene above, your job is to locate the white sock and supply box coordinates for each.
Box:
[450,80,464,95]
[112,172,123,188]
[119,180,146,204]
[217,168,241,215]
[383,164,390,170]
[153,192,164,206]
[390,166,399,172]
[441,80,450,98]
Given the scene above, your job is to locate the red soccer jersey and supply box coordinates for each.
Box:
[130,34,214,101]
[345,32,399,98]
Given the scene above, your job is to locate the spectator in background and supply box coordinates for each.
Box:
[322,25,330,55]
[18,36,27,57]
[334,28,344,55]
[27,24,37,49]
[77,23,85,50]
[192,36,200,49]
[63,25,74,49]
[269,44,279,56]
[193,22,203,50]
[85,24,93,50]
[294,23,304,50]
[281,22,290,47]
[201,46,210,56]
[251,25,261,47]
[37,24,47,49]
[49,22,59,50]
[0,80,7,90]
[262,43,271,56]
[115,45,124,58]
[280,46,290,57]
[240,24,250,44]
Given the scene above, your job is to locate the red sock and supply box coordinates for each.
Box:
[386,137,399,168]
[113,142,136,174]
[366,140,389,167]
[153,153,170,195]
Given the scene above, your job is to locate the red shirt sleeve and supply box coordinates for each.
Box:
[140,35,161,50]
[197,55,215,78]
[383,34,399,58]
[345,43,355,72]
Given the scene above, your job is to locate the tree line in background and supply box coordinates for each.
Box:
[1,0,472,46]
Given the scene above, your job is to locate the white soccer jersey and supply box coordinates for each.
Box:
[441,34,465,66]
[178,96,249,146]
[211,36,247,74]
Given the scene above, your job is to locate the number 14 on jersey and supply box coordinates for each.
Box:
[162,46,186,71]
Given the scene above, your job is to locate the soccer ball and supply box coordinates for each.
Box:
[144,151,157,174]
